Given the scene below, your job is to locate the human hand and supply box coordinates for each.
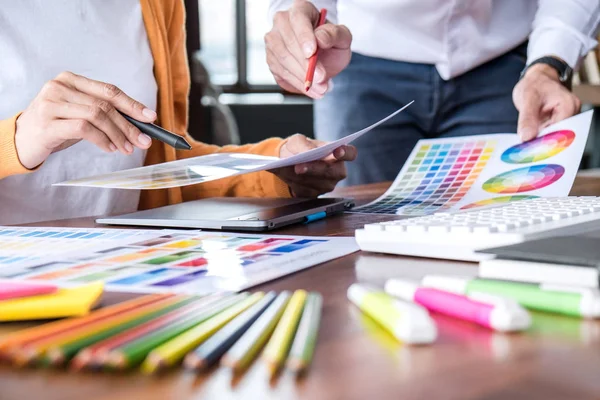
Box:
[513,62,581,141]
[15,71,157,169]
[271,134,357,197]
[265,0,352,99]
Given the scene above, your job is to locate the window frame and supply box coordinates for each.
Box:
[197,0,283,94]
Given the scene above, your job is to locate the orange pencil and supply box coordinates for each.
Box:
[0,294,169,356]
[11,295,190,365]
[70,294,225,370]
[304,8,328,92]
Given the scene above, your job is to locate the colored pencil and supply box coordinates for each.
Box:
[262,290,306,374]
[304,8,328,91]
[12,295,191,366]
[286,292,322,373]
[141,292,265,374]
[221,291,291,372]
[184,291,277,371]
[105,293,248,370]
[70,294,225,370]
[46,295,213,367]
[0,294,170,360]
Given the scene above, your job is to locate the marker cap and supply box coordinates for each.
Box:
[384,279,419,301]
[421,275,471,294]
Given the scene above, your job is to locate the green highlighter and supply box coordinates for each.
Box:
[422,275,600,318]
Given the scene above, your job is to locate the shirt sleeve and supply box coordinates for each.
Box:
[269,0,339,24]
[528,0,600,68]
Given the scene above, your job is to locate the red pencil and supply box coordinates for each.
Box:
[304,8,328,92]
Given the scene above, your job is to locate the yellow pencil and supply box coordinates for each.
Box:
[140,292,265,374]
[262,289,306,374]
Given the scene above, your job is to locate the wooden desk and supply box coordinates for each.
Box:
[3,176,600,400]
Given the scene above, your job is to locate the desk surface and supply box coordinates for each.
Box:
[3,177,600,400]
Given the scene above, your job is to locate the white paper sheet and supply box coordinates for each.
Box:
[55,102,414,190]
[351,110,593,216]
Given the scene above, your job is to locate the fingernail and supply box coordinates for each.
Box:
[303,42,315,58]
[315,30,328,45]
[124,142,133,153]
[297,165,309,174]
[109,143,117,152]
[138,133,152,146]
[314,68,325,82]
[142,108,157,120]
[338,148,345,158]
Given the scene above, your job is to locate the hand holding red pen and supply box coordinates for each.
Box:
[265,0,352,99]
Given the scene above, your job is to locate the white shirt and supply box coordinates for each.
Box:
[0,0,157,225]
[269,0,600,80]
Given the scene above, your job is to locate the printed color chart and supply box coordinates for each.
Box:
[0,227,358,295]
[353,140,496,215]
[350,111,592,216]
[0,228,161,270]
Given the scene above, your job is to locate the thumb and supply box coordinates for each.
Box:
[517,94,542,142]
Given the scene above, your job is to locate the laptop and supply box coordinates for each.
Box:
[96,197,354,232]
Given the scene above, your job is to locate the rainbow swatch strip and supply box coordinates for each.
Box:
[354,140,496,215]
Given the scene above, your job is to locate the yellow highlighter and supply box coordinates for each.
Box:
[262,289,307,374]
[347,284,437,344]
[0,282,104,321]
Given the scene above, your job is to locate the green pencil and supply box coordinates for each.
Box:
[105,293,247,369]
[183,291,277,371]
[221,291,291,372]
[286,292,322,373]
[43,295,202,366]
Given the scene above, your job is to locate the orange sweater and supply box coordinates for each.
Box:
[0,0,291,210]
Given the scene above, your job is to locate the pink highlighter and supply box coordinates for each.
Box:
[384,279,531,332]
[0,280,57,301]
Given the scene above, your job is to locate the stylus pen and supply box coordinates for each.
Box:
[118,111,192,150]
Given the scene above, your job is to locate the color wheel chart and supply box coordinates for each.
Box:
[478,129,574,200]
[461,195,539,210]
[482,165,565,194]
[353,139,496,215]
[501,130,575,163]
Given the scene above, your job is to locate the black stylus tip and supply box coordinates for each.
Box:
[176,137,192,150]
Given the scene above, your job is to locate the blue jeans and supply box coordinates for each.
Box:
[314,44,527,186]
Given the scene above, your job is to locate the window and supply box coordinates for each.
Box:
[198,0,278,92]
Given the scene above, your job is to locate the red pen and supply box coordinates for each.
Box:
[304,8,328,92]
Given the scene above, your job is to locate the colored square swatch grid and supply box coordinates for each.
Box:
[353,140,496,216]
[4,230,355,296]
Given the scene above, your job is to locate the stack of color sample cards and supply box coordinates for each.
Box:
[0,280,103,321]
[0,290,322,378]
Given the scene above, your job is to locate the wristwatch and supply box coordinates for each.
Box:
[520,56,573,88]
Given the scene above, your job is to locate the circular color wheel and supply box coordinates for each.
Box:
[461,195,539,210]
[501,130,575,164]
[482,164,565,194]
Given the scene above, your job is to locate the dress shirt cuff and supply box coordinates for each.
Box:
[528,22,597,68]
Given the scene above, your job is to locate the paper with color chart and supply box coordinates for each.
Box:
[351,110,593,216]
[55,102,414,190]
[0,227,359,295]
